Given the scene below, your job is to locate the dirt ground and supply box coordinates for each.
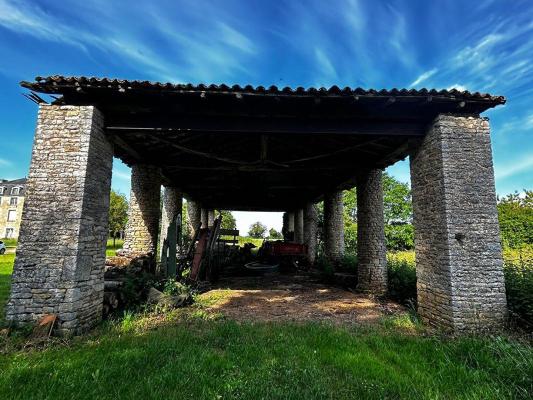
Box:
[198,272,407,325]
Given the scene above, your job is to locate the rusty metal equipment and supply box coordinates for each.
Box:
[257,240,308,271]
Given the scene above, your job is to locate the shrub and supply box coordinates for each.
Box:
[315,254,334,277]
[385,224,414,251]
[503,246,533,328]
[337,254,358,273]
[387,252,417,305]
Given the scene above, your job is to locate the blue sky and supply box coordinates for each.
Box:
[0,0,532,233]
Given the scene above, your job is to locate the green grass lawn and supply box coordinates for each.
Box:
[0,238,17,247]
[106,238,124,257]
[0,254,14,321]
[0,251,532,399]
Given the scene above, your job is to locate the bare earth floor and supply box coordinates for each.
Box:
[198,272,407,325]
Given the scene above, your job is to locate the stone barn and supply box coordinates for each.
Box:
[7,76,507,334]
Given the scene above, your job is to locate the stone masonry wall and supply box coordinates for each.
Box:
[6,105,113,334]
[303,202,318,264]
[357,170,387,294]
[324,191,345,264]
[410,114,507,331]
[186,199,201,239]
[159,186,182,260]
[294,208,304,244]
[122,165,161,257]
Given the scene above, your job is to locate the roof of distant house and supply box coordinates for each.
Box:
[0,178,27,196]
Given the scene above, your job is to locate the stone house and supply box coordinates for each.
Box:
[0,178,26,239]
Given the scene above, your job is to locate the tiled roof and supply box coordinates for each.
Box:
[21,75,506,104]
[0,178,26,196]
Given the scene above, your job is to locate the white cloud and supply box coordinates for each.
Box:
[0,158,13,167]
[218,22,256,54]
[410,68,438,87]
[447,84,468,92]
[112,170,130,181]
[314,48,337,85]
[495,154,533,180]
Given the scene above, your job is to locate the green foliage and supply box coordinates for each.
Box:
[385,224,414,251]
[338,254,358,273]
[217,210,237,230]
[497,191,533,248]
[387,253,417,304]
[382,174,412,224]
[268,228,282,239]
[315,254,334,277]
[502,246,533,328]
[108,190,128,239]
[162,279,193,297]
[344,221,358,254]
[248,221,267,238]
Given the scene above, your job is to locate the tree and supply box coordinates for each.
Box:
[497,190,533,248]
[248,221,267,238]
[218,210,237,230]
[269,228,282,239]
[109,190,128,246]
[317,173,415,253]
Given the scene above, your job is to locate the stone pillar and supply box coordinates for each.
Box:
[186,199,201,239]
[159,186,182,260]
[357,170,387,294]
[6,105,113,333]
[207,209,215,228]
[282,212,289,240]
[201,208,208,228]
[294,208,304,244]
[287,212,295,232]
[303,202,318,264]
[410,114,507,332]
[324,190,345,264]
[122,165,161,257]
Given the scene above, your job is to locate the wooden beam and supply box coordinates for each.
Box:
[106,115,426,136]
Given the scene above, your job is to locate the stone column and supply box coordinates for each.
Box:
[287,212,295,231]
[282,212,289,240]
[159,186,182,260]
[6,105,113,334]
[324,190,345,264]
[201,208,208,228]
[294,208,304,243]
[303,202,318,264]
[122,165,161,257]
[357,170,387,294]
[410,114,507,332]
[186,199,201,239]
[207,209,215,228]
[287,211,295,241]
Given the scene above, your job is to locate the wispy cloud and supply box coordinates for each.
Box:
[0,158,13,167]
[496,154,533,180]
[0,0,258,83]
[447,84,468,91]
[314,48,337,86]
[112,169,130,181]
[410,68,438,87]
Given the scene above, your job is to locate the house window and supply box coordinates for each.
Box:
[9,197,17,206]
[11,187,20,195]
[7,210,16,222]
[5,228,14,238]
[0,187,4,195]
